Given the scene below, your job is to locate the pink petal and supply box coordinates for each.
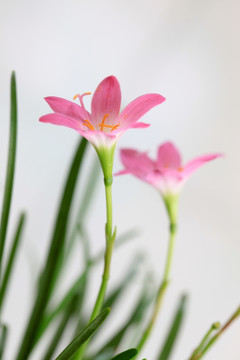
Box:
[44,97,89,121]
[157,142,182,170]
[183,154,223,177]
[91,76,121,125]
[120,149,156,176]
[118,94,165,126]
[82,130,117,148]
[39,113,118,148]
[39,113,81,132]
[114,122,150,134]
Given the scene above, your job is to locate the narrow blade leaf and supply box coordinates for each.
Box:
[42,295,79,360]
[96,289,152,356]
[0,72,18,271]
[16,138,88,360]
[0,323,8,359]
[157,295,187,360]
[110,348,138,360]
[0,213,26,308]
[55,308,110,360]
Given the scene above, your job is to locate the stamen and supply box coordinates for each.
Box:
[110,124,120,131]
[98,114,110,131]
[73,92,92,121]
[178,166,184,172]
[82,119,95,131]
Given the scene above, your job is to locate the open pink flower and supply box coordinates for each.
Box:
[117,142,222,196]
[39,76,165,149]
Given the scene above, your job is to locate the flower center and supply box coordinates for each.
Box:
[73,93,120,132]
[98,114,120,132]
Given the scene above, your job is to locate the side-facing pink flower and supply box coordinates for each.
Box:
[117,142,222,196]
[39,76,165,149]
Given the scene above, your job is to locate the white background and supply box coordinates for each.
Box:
[0,0,240,359]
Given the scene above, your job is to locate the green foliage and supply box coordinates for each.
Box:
[0,323,8,359]
[110,348,138,360]
[0,213,26,309]
[157,295,187,360]
[55,308,110,360]
[0,71,18,273]
[16,138,88,360]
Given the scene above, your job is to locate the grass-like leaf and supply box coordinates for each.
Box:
[157,294,187,360]
[110,348,138,360]
[55,308,110,360]
[35,271,88,345]
[103,254,143,309]
[0,323,8,359]
[16,138,88,360]
[94,287,153,357]
[0,72,17,273]
[42,294,79,360]
[0,213,26,309]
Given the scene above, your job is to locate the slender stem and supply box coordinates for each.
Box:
[89,179,114,321]
[189,322,220,360]
[75,177,115,360]
[136,221,177,354]
[190,307,240,360]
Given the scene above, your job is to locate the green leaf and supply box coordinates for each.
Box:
[35,271,88,345]
[95,287,153,357]
[77,157,100,221]
[42,295,79,360]
[16,138,88,360]
[0,323,8,359]
[55,308,110,360]
[110,348,138,360]
[0,213,26,309]
[157,295,187,360]
[103,254,143,309]
[0,71,18,272]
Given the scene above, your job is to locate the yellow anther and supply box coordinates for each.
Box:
[110,124,120,131]
[99,114,110,131]
[178,166,184,172]
[73,92,92,100]
[82,119,94,131]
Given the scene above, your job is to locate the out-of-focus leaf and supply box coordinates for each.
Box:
[16,138,88,360]
[77,157,100,221]
[42,295,79,360]
[55,308,110,360]
[62,158,100,268]
[157,294,187,360]
[0,72,17,272]
[0,213,26,308]
[94,286,153,357]
[110,348,138,360]
[0,323,8,359]
[35,271,88,345]
[103,254,144,309]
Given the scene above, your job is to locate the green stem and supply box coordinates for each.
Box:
[89,177,114,321]
[189,322,220,360]
[75,177,116,360]
[136,221,177,354]
[190,307,240,360]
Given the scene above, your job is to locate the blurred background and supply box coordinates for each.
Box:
[0,0,240,359]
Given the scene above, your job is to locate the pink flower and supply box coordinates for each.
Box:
[117,142,222,196]
[39,76,165,149]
